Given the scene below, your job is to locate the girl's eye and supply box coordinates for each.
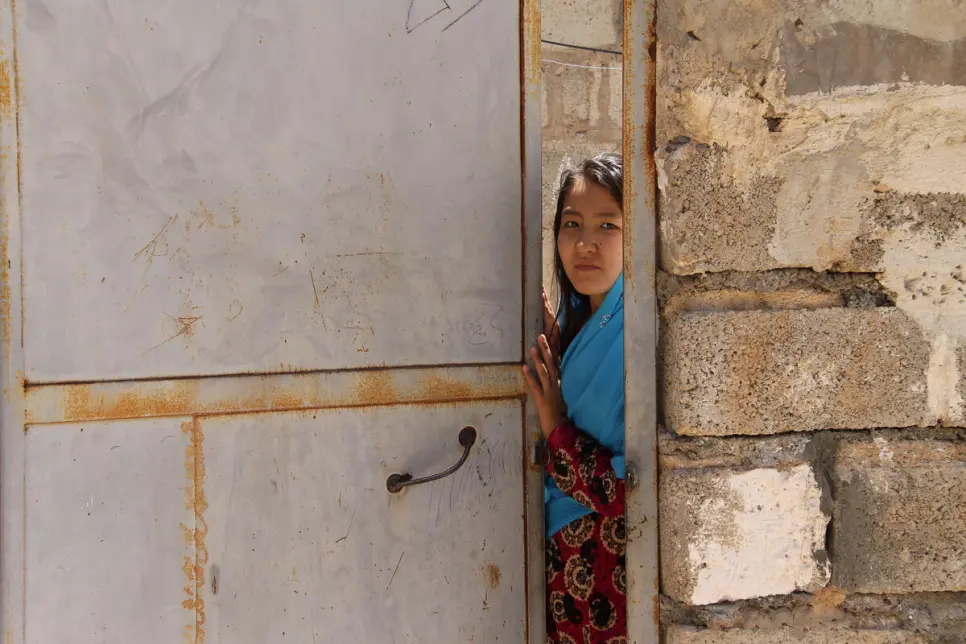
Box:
[563,220,579,228]
[602,222,619,230]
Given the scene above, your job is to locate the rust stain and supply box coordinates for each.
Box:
[268,390,303,409]
[32,366,525,423]
[176,316,202,337]
[483,563,502,589]
[180,522,194,546]
[621,0,659,283]
[0,48,12,120]
[522,0,542,87]
[181,419,208,643]
[64,380,197,420]
[0,155,10,352]
[351,370,399,405]
[418,374,473,400]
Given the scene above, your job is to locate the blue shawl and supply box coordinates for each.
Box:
[544,274,625,538]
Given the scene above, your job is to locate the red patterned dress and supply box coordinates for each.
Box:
[545,422,627,644]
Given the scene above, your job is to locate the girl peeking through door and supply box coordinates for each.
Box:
[524,152,626,644]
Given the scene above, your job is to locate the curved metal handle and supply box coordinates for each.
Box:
[386,426,477,494]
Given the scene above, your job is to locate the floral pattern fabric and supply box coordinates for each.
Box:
[546,423,626,644]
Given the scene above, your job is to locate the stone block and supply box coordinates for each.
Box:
[660,463,829,605]
[665,626,924,644]
[542,0,620,49]
[542,46,622,141]
[832,438,966,593]
[656,0,966,276]
[664,308,933,436]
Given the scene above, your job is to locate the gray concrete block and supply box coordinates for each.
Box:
[660,464,829,605]
[666,626,924,644]
[655,0,966,276]
[832,438,966,594]
[541,0,621,49]
[664,308,934,436]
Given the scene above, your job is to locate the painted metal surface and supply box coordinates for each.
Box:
[18,0,523,382]
[0,2,26,642]
[199,402,526,642]
[520,0,547,641]
[24,418,197,643]
[1,1,543,642]
[25,363,524,424]
[622,0,661,642]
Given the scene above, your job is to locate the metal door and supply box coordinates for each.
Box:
[0,1,545,642]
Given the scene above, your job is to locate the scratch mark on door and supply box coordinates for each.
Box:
[227,299,244,321]
[386,551,405,590]
[134,215,179,265]
[442,0,483,31]
[406,0,450,33]
[309,269,328,331]
[335,509,356,544]
[143,314,202,355]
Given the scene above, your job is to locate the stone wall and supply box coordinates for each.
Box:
[542,0,966,641]
[656,1,966,642]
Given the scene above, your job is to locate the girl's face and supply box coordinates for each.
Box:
[557,176,623,310]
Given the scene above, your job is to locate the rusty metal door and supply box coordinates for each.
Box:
[0,1,545,642]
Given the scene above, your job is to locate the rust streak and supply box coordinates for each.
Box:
[0,183,9,351]
[64,381,197,421]
[0,48,13,119]
[0,47,11,120]
[483,563,502,589]
[31,366,526,424]
[522,0,542,87]
[0,47,12,353]
[417,374,473,401]
[351,370,399,406]
[181,420,208,643]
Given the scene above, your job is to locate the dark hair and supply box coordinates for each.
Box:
[552,151,623,355]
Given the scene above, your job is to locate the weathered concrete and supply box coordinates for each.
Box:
[657,6,966,254]
[655,1,966,428]
[541,0,621,50]
[659,430,812,471]
[664,308,933,436]
[661,588,966,635]
[660,464,830,605]
[659,269,893,317]
[832,438,966,594]
[666,626,924,644]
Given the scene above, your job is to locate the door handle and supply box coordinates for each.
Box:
[386,426,478,493]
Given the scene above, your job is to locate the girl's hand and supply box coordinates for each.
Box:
[523,334,566,438]
[542,290,561,356]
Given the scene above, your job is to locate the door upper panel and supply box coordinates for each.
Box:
[19,0,522,382]
[200,401,526,643]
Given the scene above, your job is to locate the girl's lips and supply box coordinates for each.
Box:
[574,264,601,271]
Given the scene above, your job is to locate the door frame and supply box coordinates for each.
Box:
[1,0,28,640]
[623,0,661,642]
[521,0,546,641]
[0,1,548,642]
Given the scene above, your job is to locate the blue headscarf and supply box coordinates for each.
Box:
[544,274,625,538]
